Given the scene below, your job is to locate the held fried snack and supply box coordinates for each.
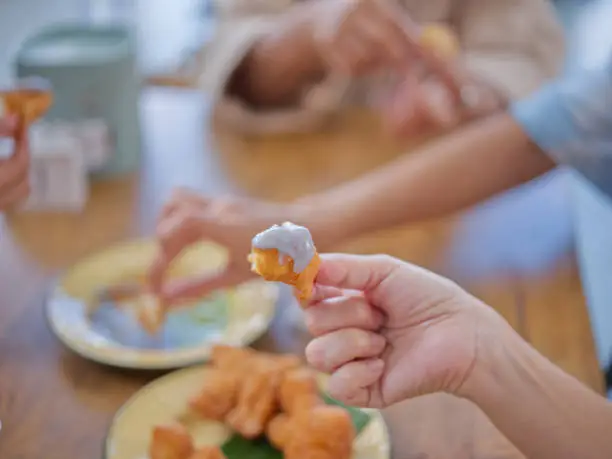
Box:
[136,292,167,335]
[419,23,460,60]
[249,222,321,302]
[0,77,53,126]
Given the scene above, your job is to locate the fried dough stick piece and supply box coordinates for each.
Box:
[188,371,241,421]
[249,248,321,302]
[184,346,257,421]
[284,405,355,459]
[226,353,300,438]
[149,424,195,459]
[210,345,256,369]
[279,368,322,415]
[249,222,321,302]
[266,413,295,450]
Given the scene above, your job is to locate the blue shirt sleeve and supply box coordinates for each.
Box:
[509,59,612,196]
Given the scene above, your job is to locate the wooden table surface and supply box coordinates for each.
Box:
[0,88,604,459]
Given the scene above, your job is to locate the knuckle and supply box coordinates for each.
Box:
[354,301,372,324]
[350,329,371,352]
[369,253,400,267]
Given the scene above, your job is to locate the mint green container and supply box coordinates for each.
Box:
[15,23,141,177]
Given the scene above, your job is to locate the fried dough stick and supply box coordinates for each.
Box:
[279,367,322,415]
[185,346,256,421]
[284,405,355,459]
[150,424,195,459]
[226,353,300,438]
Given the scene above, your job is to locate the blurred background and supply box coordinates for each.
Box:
[0,0,610,391]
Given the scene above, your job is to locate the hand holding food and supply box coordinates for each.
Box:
[311,0,458,88]
[149,189,300,305]
[383,24,506,137]
[0,78,53,127]
[303,253,503,408]
[249,222,321,301]
[0,78,52,211]
[0,116,31,210]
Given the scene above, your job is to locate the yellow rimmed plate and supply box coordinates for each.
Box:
[104,365,391,459]
[46,239,278,369]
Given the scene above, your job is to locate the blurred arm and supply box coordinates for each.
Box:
[295,112,554,247]
[295,61,612,247]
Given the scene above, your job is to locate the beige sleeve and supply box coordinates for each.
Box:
[454,0,566,99]
[189,17,344,136]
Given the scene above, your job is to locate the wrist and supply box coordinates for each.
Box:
[457,304,529,402]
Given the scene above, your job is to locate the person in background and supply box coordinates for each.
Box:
[302,253,612,459]
[184,0,564,135]
[0,116,30,211]
[148,38,612,305]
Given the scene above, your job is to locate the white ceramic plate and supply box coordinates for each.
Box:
[105,365,391,459]
[46,239,278,369]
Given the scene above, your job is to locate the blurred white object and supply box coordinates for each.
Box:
[32,120,112,171]
[21,123,88,212]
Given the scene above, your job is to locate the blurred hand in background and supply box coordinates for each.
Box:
[0,116,30,211]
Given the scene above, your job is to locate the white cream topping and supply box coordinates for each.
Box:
[252,222,316,273]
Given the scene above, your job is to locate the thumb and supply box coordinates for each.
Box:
[315,254,400,292]
[162,267,253,307]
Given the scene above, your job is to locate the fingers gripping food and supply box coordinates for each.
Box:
[249,222,321,302]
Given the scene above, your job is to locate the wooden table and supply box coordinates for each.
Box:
[0,87,603,459]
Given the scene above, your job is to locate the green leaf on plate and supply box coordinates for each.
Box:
[221,393,372,459]
[222,434,283,459]
[320,392,372,435]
